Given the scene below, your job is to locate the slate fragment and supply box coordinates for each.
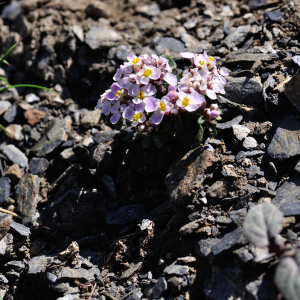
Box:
[29,158,49,176]
[211,228,248,256]
[0,213,12,240]
[284,68,300,114]
[2,145,28,168]
[224,77,263,107]
[105,204,145,225]
[267,114,300,161]
[166,148,218,203]
[153,37,186,59]
[15,174,41,220]
[0,177,11,205]
[30,116,72,157]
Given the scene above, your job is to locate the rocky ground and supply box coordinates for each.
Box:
[0,0,300,299]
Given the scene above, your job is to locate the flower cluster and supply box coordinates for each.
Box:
[96,51,228,137]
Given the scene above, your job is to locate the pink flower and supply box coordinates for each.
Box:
[176,91,205,112]
[107,83,124,101]
[110,102,126,124]
[137,66,161,85]
[122,103,146,126]
[128,83,157,104]
[144,96,173,125]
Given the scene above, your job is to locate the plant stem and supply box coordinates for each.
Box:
[0,84,58,94]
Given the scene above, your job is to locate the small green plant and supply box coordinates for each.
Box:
[0,39,57,137]
[243,203,300,300]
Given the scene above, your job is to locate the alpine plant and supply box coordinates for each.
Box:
[95,52,228,148]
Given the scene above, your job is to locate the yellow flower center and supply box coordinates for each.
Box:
[143,69,152,77]
[133,112,143,122]
[138,91,145,100]
[159,101,166,111]
[116,90,122,97]
[199,60,205,66]
[209,56,214,61]
[182,97,189,107]
[132,57,140,64]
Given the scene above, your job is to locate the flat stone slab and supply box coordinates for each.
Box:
[2,144,28,167]
[267,114,300,161]
[285,68,300,114]
[30,116,72,157]
[224,77,263,107]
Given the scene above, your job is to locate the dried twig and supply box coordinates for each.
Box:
[0,208,22,219]
[88,283,97,300]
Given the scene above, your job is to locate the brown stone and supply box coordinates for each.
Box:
[6,164,22,182]
[24,109,46,125]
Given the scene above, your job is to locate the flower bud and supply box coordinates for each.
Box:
[210,103,218,111]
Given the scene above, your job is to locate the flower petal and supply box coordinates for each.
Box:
[206,89,217,100]
[107,91,116,101]
[102,101,111,115]
[110,83,121,94]
[123,107,135,120]
[144,97,159,112]
[110,110,121,124]
[142,83,156,96]
[180,52,194,59]
[164,72,177,86]
[151,109,164,125]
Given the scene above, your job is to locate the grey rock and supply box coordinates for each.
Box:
[81,110,101,128]
[224,25,251,49]
[211,228,247,256]
[249,0,268,9]
[236,150,265,163]
[10,219,30,237]
[120,261,142,280]
[25,93,40,103]
[152,277,168,298]
[47,272,57,283]
[267,114,300,161]
[3,103,17,123]
[0,177,11,205]
[295,160,300,172]
[71,25,84,42]
[164,262,189,276]
[254,121,272,135]
[136,3,160,17]
[15,174,41,219]
[181,33,212,53]
[195,238,219,257]
[5,260,25,272]
[0,100,11,115]
[153,37,186,59]
[101,175,117,200]
[105,204,145,225]
[56,295,80,300]
[226,53,278,64]
[272,175,300,212]
[31,116,71,157]
[232,125,251,140]
[2,145,28,167]
[179,221,199,235]
[93,129,118,144]
[229,208,247,227]
[60,148,77,161]
[285,68,300,114]
[225,77,263,107]
[216,115,243,130]
[1,1,21,20]
[29,158,49,176]
[0,275,8,283]
[59,267,95,282]
[52,282,71,293]
[207,179,230,198]
[5,124,24,141]
[221,165,239,178]
[234,247,254,263]
[115,44,132,61]
[42,188,105,238]
[85,2,112,19]
[280,202,300,217]
[215,216,233,225]
[266,11,284,21]
[27,255,55,284]
[0,213,12,240]
[85,27,122,50]
[243,137,258,149]
[166,148,218,203]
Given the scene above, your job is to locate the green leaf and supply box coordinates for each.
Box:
[197,116,206,125]
[243,202,283,248]
[161,54,177,70]
[0,41,21,66]
[135,132,143,140]
[159,123,170,132]
[153,133,164,148]
[213,128,218,137]
[142,136,152,149]
[174,119,184,132]
[195,125,204,144]
[275,257,300,300]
